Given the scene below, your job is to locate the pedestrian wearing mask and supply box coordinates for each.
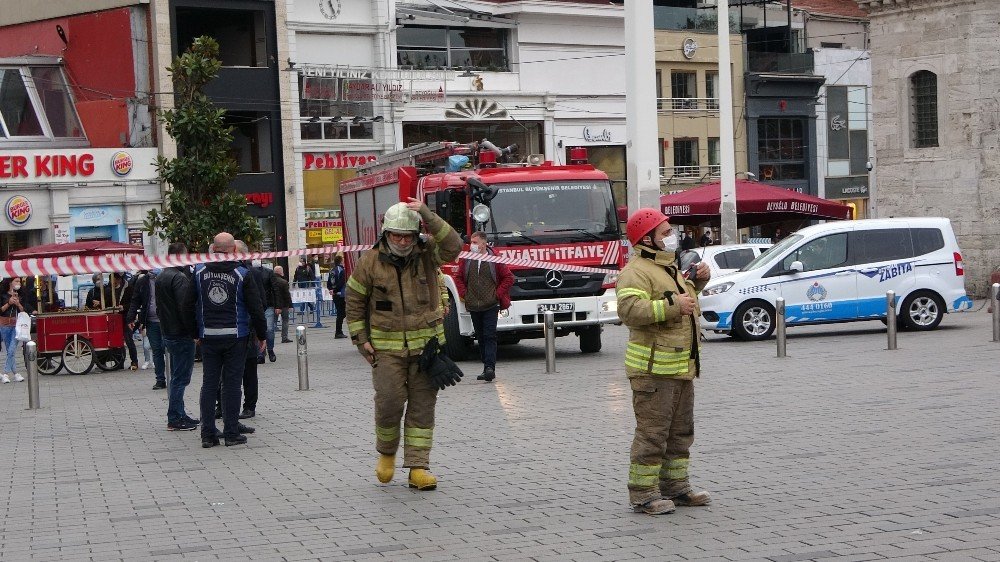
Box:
[128,269,166,389]
[0,278,31,383]
[345,198,462,490]
[272,266,293,343]
[617,209,713,515]
[293,257,316,315]
[452,231,513,382]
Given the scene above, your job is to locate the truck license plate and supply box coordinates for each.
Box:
[538,303,574,313]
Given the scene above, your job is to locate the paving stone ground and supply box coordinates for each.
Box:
[1,305,999,561]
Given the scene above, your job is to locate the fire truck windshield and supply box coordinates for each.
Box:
[486,180,618,242]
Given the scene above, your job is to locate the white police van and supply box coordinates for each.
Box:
[699,218,974,340]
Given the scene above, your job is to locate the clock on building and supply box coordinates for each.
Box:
[320,0,342,20]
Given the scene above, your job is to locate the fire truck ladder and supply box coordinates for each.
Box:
[355,142,466,176]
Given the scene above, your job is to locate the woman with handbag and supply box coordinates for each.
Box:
[0,278,30,383]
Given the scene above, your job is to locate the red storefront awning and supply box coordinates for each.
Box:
[8,240,145,259]
[659,180,853,227]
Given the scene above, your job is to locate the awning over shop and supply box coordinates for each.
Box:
[8,240,145,259]
[659,180,853,227]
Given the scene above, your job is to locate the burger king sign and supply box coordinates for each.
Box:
[111,151,133,177]
[5,195,32,226]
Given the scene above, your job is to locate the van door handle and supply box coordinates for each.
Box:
[859,268,878,274]
[835,271,853,276]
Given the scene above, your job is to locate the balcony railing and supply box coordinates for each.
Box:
[659,165,721,184]
[657,97,720,112]
[747,51,814,74]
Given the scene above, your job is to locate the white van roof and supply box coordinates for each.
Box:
[791,217,952,238]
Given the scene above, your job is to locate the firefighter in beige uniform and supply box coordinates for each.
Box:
[617,208,713,515]
[346,198,462,490]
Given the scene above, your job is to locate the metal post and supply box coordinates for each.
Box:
[296,325,309,391]
[543,311,556,373]
[775,297,786,358]
[991,283,1000,343]
[886,290,898,350]
[26,341,40,410]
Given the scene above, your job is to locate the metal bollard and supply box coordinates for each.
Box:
[296,325,310,391]
[543,311,556,373]
[775,297,787,358]
[992,283,1000,343]
[25,341,40,410]
[886,290,898,350]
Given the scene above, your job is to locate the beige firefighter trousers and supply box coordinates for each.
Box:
[372,352,438,468]
[627,376,695,505]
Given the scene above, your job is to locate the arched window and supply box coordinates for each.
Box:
[910,71,938,148]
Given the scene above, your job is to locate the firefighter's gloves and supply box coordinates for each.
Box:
[419,336,465,390]
[359,342,378,366]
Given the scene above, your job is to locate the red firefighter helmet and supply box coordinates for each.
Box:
[626,208,670,246]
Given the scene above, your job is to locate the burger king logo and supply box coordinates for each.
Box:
[111,150,133,177]
[5,195,32,226]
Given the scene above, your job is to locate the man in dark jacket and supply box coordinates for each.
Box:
[128,269,166,389]
[194,232,267,448]
[252,259,277,362]
[326,254,347,338]
[238,242,268,420]
[453,231,514,382]
[272,265,293,343]
[156,242,199,431]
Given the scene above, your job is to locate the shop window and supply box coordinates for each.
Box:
[909,71,938,148]
[225,112,272,173]
[299,75,375,141]
[0,65,85,141]
[397,25,508,71]
[176,8,268,67]
[757,118,806,181]
[670,72,696,109]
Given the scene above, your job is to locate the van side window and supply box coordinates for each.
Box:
[782,233,848,272]
[856,229,913,263]
[911,228,944,255]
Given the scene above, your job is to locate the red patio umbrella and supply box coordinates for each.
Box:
[7,240,145,259]
[659,180,853,227]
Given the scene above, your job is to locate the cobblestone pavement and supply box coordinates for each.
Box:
[1,305,999,562]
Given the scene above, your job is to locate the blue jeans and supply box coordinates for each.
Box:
[264,307,276,354]
[146,322,165,384]
[163,337,195,424]
[469,306,499,370]
[200,337,248,439]
[0,326,16,374]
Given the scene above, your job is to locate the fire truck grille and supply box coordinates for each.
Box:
[509,268,609,300]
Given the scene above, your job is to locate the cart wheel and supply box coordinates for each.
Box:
[95,349,126,372]
[37,355,63,376]
[62,338,95,375]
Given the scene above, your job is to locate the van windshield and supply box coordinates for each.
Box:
[739,234,803,272]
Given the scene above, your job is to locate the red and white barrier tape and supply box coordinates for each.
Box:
[0,244,616,278]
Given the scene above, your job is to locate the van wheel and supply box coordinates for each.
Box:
[443,295,475,361]
[901,291,944,331]
[732,301,776,341]
[579,326,602,353]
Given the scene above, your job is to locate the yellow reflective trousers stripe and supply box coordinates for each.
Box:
[403,426,433,448]
[375,425,399,442]
[628,463,660,488]
[660,458,689,481]
[625,342,689,375]
[347,276,368,296]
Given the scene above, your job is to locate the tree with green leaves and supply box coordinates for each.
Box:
[146,36,262,252]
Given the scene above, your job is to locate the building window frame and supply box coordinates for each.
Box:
[673,137,699,177]
[757,117,806,181]
[0,64,87,144]
[909,70,938,148]
[298,74,375,141]
[670,71,697,109]
[396,25,509,72]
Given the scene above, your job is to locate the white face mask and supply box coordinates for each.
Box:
[11,282,21,291]
[659,233,679,253]
[469,243,481,253]
[251,259,262,268]
[387,240,414,257]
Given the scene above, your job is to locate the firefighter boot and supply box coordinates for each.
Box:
[408,468,437,490]
[633,498,676,515]
[669,488,712,506]
[376,454,395,483]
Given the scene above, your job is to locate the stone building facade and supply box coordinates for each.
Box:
[858,0,1000,295]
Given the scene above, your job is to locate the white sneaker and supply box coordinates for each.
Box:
[141,361,150,370]
[13,373,24,382]
[1,374,9,384]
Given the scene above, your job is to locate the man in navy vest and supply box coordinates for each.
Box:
[193,232,267,448]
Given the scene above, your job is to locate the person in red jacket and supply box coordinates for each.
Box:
[453,231,514,382]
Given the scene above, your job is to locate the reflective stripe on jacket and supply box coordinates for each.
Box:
[616,245,708,379]
[344,207,462,354]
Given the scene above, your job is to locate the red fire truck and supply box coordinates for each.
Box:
[339,141,625,360]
